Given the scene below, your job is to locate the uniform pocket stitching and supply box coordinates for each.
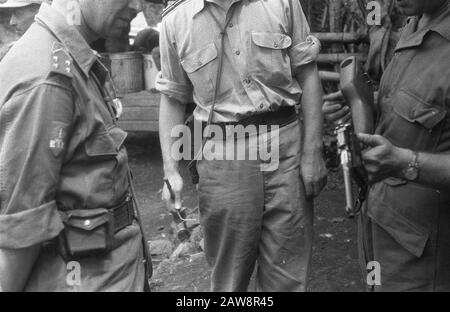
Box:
[393,89,446,130]
[181,43,218,74]
[251,32,292,50]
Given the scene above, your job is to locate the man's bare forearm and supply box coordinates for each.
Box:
[159,94,187,174]
[296,63,324,153]
[0,245,40,292]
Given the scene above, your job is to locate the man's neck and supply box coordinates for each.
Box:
[208,0,236,13]
[419,1,448,29]
[52,1,98,44]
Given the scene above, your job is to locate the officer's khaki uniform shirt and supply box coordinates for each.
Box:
[0,4,145,291]
[364,4,450,290]
[156,0,321,122]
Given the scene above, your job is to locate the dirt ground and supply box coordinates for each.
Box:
[126,132,365,292]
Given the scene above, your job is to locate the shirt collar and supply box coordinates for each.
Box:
[35,3,96,78]
[396,3,450,51]
[192,0,243,17]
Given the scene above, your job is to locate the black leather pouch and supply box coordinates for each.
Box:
[58,208,114,260]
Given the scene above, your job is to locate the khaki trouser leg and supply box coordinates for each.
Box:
[256,121,313,292]
[198,120,312,292]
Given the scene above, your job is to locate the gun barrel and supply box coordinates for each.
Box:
[341,159,355,217]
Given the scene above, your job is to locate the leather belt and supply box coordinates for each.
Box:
[111,194,135,233]
[203,106,297,132]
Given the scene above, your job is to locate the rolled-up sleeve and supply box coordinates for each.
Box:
[155,18,193,104]
[0,83,74,249]
[287,0,321,70]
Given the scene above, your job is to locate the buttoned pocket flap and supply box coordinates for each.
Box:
[252,32,292,49]
[86,132,121,157]
[181,43,218,74]
[393,89,446,130]
[62,208,111,231]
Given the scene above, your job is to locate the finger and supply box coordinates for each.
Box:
[170,182,183,210]
[321,174,328,190]
[162,184,171,202]
[323,102,344,114]
[304,181,314,199]
[174,194,182,210]
[314,178,327,197]
[326,107,351,123]
[312,182,321,198]
[162,184,177,213]
[323,90,343,101]
[357,133,386,148]
[341,113,352,124]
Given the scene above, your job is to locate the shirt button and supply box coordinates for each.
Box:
[260,104,264,109]
[84,220,91,226]
[234,50,240,56]
[274,43,279,48]
[229,23,233,28]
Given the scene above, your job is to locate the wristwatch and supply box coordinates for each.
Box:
[403,151,420,181]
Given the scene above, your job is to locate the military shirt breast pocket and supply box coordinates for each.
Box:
[85,126,129,202]
[387,89,446,151]
[249,32,292,86]
[181,43,218,104]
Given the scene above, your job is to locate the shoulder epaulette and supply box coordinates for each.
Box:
[49,41,73,79]
[161,0,187,18]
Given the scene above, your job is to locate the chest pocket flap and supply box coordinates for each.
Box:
[181,43,218,74]
[86,127,128,157]
[393,89,446,130]
[252,32,292,49]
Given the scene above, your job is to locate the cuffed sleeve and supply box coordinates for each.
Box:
[289,35,321,69]
[155,72,193,103]
[155,19,193,104]
[0,201,63,249]
[286,0,321,71]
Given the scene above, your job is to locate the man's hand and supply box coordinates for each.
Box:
[322,91,351,126]
[358,133,411,184]
[161,170,184,213]
[301,151,328,198]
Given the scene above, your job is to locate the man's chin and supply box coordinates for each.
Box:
[14,28,25,36]
[397,6,418,16]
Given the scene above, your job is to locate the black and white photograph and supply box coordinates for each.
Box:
[0,0,449,297]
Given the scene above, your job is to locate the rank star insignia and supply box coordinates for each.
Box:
[49,122,68,157]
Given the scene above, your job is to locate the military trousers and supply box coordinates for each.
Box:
[197,120,313,292]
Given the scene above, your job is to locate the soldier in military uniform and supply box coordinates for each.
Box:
[0,0,151,291]
[323,0,450,291]
[158,0,327,291]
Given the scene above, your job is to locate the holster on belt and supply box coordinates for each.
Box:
[57,195,135,261]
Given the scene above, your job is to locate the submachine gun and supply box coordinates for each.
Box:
[336,56,375,217]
